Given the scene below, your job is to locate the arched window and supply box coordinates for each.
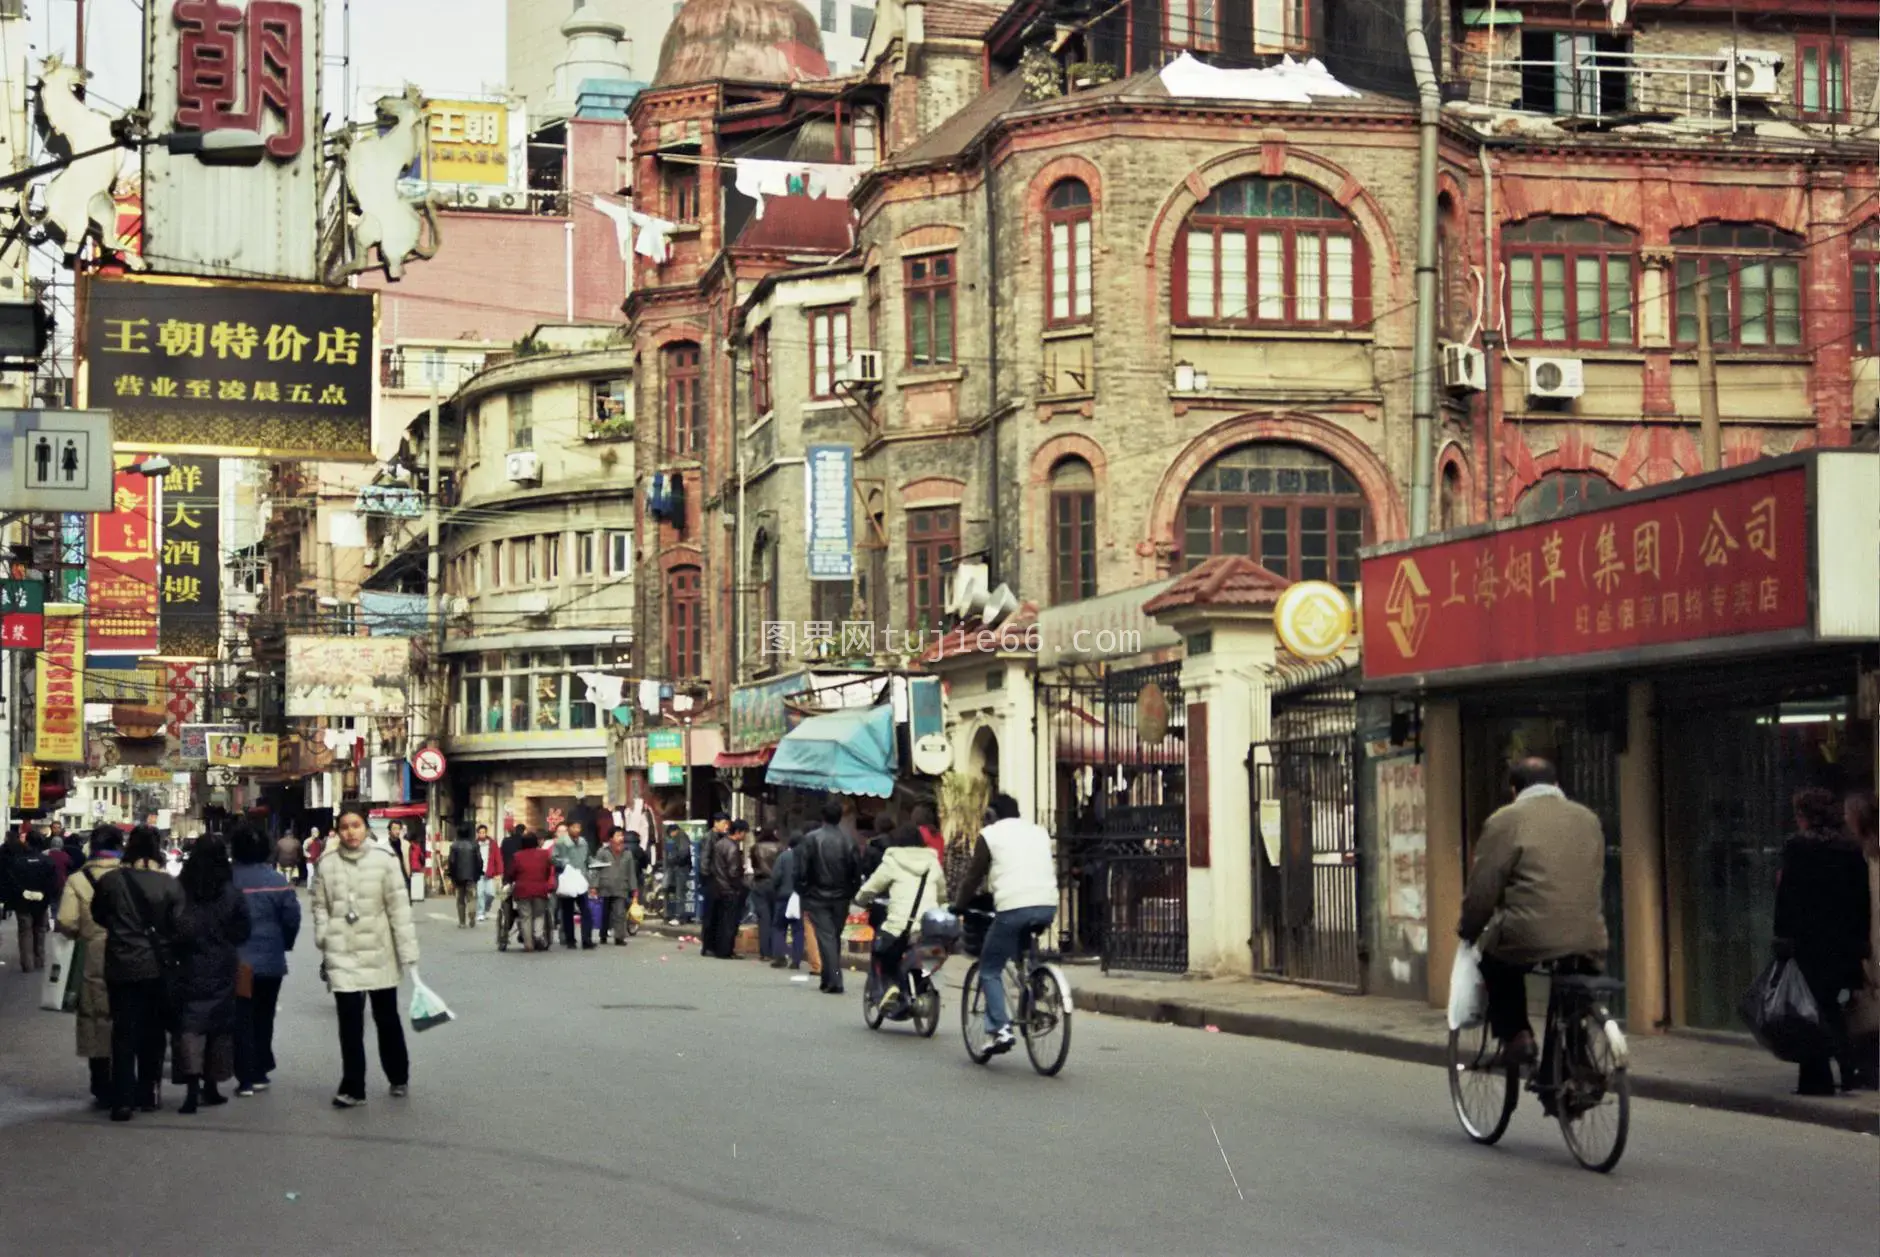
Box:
[666,565,702,678]
[1049,457,1097,604]
[1176,178,1366,328]
[664,342,704,456]
[1439,459,1466,531]
[1045,180,1094,327]
[1506,217,1636,348]
[1180,443,1367,590]
[1853,222,1878,355]
[1671,224,1802,349]
[1514,471,1617,522]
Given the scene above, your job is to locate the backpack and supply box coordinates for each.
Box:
[12,852,55,903]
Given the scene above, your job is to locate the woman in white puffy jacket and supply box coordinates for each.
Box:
[853,826,943,1015]
[312,804,419,1108]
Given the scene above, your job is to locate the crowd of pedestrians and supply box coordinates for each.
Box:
[487,818,647,952]
[1,802,417,1121]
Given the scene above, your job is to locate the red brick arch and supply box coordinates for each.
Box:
[901,476,966,506]
[648,323,708,352]
[1142,413,1405,581]
[1140,147,1406,334]
[1023,432,1109,556]
[1435,441,1476,528]
[1022,155,1107,238]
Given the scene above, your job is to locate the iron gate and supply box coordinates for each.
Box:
[1040,660,1187,973]
[1249,674,1363,991]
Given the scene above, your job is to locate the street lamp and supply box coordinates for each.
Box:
[0,128,270,191]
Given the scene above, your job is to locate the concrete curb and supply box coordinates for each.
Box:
[1076,990,1880,1137]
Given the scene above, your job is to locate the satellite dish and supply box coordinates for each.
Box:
[982,584,1019,629]
[947,562,991,618]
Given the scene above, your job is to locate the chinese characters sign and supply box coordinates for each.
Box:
[208,732,279,768]
[420,99,514,188]
[172,0,307,160]
[804,445,855,581]
[84,276,376,458]
[34,606,84,763]
[89,456,161,658]
[159,456,221,659]
[729,671,812,754]
[1,579,45,649]
[1361,468,1810,681]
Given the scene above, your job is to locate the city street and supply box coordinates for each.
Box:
[1,911,1874,1257]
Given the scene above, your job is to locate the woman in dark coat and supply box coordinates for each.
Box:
[1774,787,1873,1096]
[171,835,251,1114]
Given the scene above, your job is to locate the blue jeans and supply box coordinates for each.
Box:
[978,905,1056,1033]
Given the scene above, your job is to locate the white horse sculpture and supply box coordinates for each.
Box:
[328,85,440,283]
[30,55,142,269]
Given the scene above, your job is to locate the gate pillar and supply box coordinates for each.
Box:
[1149,597,1280,977]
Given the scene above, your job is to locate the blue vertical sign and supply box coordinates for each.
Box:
[804,444,855,582]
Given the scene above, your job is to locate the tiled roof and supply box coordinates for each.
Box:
[1141,556,1291,615]
[893,71,1027,164]
[923,0,1008,39]
[735,195,854,252]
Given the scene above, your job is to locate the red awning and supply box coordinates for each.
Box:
[714,747,775,770]
[370,803,427,819]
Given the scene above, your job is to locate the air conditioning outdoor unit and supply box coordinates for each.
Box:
[516,592,552,616]
[1441,343,1486,393]
[361,547,378,567]
[505,451,540,483]
[446,595,470,616]
[1526,357,1585,401]
[1719,50,1782,102]
[498,191,521,209]
[839,349,884,385]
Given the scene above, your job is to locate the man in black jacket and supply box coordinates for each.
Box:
[7,834,59,971]
[447,826,483,929]
[703,818,748,959]
[797,801,860,994]
[88,826,185,1120]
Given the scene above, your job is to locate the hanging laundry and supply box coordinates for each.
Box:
[638,678,663,714]
[580,671,626,713]
[731,159,864,219]
[592,194,676,264]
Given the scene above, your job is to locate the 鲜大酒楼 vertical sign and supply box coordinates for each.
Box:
[158,456,221,659]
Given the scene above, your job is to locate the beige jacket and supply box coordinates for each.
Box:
[312,843,419,992]
[55,855,119,1059]
[1459,789,1609,966]
[853,845,944,940]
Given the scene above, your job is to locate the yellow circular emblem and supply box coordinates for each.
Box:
[1273,581,1355,660]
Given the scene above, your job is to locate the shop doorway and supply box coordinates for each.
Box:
[1661,678,1873,1031]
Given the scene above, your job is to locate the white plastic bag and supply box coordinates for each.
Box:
[39,935,76,1012]
[556,867,589,898]
[1448,943,1486,1031]
[784,892,801,921]
[408,968,454,1033]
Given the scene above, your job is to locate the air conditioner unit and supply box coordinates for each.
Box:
[446,595,470,616]
[1526,356,1585,401]
[361,547,378,567]
[505,451,540,483]
[1719,50,1782,102]
[946,562,991,619]
[226,592,259,615]
[516,592,552,616]
[839,349,884,386]
[498,191,521,209]
[462,188,483,207]
[1441,343,1486,393]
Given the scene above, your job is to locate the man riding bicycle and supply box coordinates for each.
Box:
[1458,757,1608,1068]
[950,794,1056,1055]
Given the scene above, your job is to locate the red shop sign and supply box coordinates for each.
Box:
[88,458,161,657]
[1361,467,1809,681]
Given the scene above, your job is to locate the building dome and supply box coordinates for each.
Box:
[654,0,829,88]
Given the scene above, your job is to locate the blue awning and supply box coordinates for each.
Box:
[765,704,897,798]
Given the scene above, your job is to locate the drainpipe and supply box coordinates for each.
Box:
[984,156,1002,582]
[1406,0,1441,536]
[564,221,575,321]
[1479,144,1499,520]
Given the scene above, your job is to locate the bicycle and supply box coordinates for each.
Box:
[1448,958,1631,1173]
[958,911,1074,1076]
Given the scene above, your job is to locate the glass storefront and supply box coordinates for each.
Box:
[1661,672,1873,1031]
[451,649,603,735]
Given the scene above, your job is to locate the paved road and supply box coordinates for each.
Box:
[1,907,1873,1257]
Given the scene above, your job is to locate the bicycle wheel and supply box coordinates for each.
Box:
[862,969,887,1031]
[1554,1009,1630,1173]
[1022,967,1072,1076]
[960,962,995,1064]
[911,984,941,1038]
[1447,1021,1517,1145]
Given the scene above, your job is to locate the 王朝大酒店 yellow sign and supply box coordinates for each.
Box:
[208,733,280,769]
[34,605,84,763]
[423,100,512,187]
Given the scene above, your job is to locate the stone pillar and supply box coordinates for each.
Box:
[1154,608,1279,976]
[1423,699,1465,1008]
[1618,679,1666,1032]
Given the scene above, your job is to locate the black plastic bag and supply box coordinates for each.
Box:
[1738,958,1828,1063]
